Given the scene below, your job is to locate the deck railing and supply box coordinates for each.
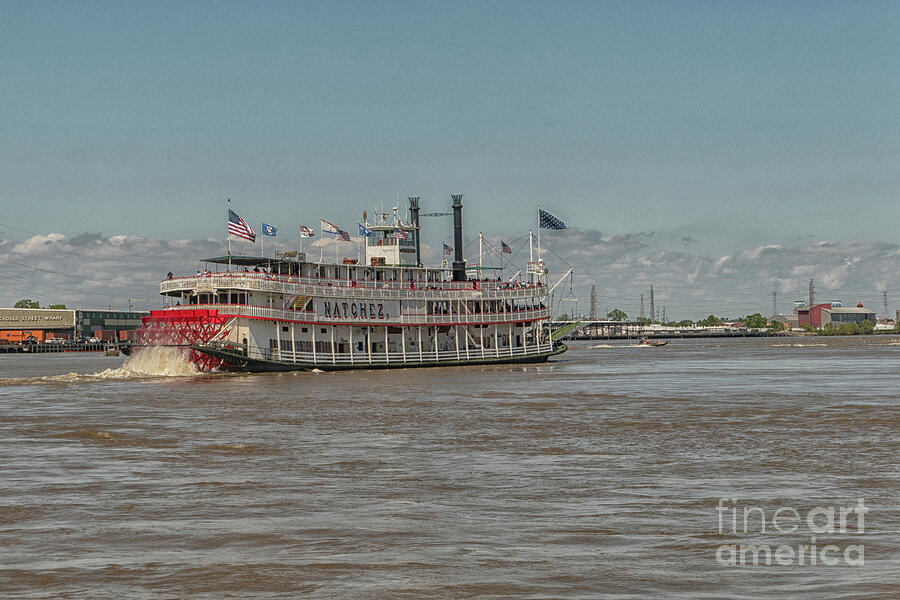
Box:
[208,340,554,365]
[167,303,550,325]
[161,273,546,301]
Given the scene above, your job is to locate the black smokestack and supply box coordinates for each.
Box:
[408,197,421,267]
[451,194,465,282]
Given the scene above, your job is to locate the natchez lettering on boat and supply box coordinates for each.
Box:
[317,299,399,321]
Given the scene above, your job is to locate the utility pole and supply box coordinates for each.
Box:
[809,278,815,308]
[639,294,645,321]
[590,285,597,320]
[649,285,655,323]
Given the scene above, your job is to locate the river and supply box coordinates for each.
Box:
[1,337,897,598]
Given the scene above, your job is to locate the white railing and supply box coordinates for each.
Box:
[399,309,549,325]
[160,273,547,301]
[160,303,549,325]
[212,341,555,365]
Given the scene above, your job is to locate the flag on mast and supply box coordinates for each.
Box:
[358,224,372,237]
[299,225,315,238]
[228,209,256,242]
[538,209,566,230]
[392,228,409,240]
[262,223,277,237]
[501,239,512,254]
[321,219,339,235]
[442,242,452,255]
[336,229,351,242]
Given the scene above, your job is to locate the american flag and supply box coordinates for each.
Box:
[501,239,512,254]
[336,229,351,241]
[443,242,452,255]
[299,225,315,238]
[228,209,256,242]
[538,209,566,230]
[392,229,409,240]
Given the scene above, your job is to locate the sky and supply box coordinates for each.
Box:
[1,1,898,318]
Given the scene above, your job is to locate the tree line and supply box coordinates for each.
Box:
[13,299,67,309]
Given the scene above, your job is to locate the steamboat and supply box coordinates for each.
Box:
[136,195,568,371]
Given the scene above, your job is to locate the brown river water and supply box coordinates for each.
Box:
[1,337,898,599]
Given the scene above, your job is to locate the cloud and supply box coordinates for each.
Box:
[1,230,897,319]
[537,230,900,319]
[0,233,221,310]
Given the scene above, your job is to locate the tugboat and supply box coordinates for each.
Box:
[135,195,568,371]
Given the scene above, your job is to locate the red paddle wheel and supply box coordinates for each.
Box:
[136,309,230,371]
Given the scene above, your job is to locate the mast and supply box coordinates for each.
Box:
[536,206,542,271]
[479,231,483,271]
[227,198,232,272]
[528,229,533,283]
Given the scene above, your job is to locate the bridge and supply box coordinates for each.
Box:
[550,320,775,340]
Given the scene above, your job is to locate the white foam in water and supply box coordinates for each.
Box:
[96,346,201,378]
[0,346,201,386]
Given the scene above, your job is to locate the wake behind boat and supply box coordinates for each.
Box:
[134,196,569,372]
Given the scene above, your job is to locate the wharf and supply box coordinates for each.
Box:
[0,342,125,354]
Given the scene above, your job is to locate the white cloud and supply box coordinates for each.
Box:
[1,230,897,319]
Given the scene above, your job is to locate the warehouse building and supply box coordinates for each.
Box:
[0,308,148,343]
[0,308,76,343]
[797,302,876,329]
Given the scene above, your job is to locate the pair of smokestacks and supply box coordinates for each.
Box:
[408,194,466,282]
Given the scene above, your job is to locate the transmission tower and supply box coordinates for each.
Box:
[590,285,597,320]
[809,279,815,308]
[883,291,888,318]
[662,306,667,324]
[639,294,645,321]
[649,285,655,323]
[772,290,777,316]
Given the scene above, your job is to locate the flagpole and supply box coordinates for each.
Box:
[227,198,232,272]
[261,220,264,257]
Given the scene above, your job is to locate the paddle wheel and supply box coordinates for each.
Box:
[136,309,231,371]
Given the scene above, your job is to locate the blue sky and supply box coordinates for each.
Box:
[1,2,898,316]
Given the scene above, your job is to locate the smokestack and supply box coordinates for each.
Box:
[451,194,465,281]
[408,197,421,267]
